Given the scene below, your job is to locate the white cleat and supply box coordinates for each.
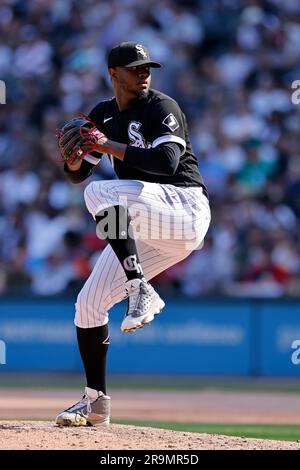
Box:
[55,387,110,427]
[121,278,165,333]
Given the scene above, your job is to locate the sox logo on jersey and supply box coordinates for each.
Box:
[128,113,179,149]
[128,121,151,148]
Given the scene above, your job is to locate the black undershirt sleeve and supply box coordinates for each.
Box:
[123,142,183,176]
[64,142,183,183]
[64,159,96,184]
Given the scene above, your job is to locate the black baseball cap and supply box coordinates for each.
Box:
[107,41,161,68]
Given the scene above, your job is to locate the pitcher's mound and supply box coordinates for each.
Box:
[0,421,299,450]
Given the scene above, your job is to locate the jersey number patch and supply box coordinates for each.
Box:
[162,113,179,132]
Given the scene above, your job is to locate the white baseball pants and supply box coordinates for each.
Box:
[75,180,211,328]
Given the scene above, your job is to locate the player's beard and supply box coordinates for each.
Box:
[137,89,149,100]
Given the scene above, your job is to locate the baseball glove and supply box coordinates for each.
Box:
[56,114,107,164]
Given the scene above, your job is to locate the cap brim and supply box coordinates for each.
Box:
[123,60,162,68]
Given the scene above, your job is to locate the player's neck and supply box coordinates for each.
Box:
[115,95,136,112]
[115,91,147,112]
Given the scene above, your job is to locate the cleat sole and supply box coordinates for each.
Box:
[121,299,165,333]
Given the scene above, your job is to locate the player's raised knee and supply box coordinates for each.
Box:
[83,181,98,215]
[83,181,94,204]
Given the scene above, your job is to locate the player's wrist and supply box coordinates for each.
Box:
[95,139,126,158]
[67,159,82,171]
[95,140,110,153]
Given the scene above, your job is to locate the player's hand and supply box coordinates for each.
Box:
[56,114,107,165]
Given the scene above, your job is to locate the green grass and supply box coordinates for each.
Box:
[1,373,300,394]
[113,420,300,442]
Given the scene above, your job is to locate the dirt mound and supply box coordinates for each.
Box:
[0,421,299,450]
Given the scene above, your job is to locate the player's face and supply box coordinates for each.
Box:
[112,65,151,99]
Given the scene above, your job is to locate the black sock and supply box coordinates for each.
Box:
[95,205,144,281]
[76,324,109,394]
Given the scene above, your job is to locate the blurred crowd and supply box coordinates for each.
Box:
[0,0,300,298]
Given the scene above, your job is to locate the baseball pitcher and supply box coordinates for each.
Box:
[55,42,211,426]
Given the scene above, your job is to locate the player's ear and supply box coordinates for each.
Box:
[108,67,117,80]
